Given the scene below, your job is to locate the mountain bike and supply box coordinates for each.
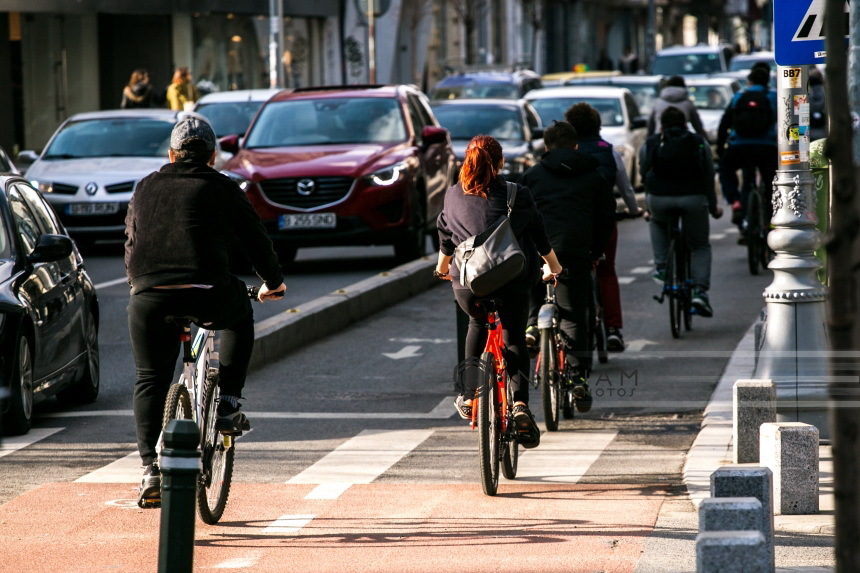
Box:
[653,210,694,338]
[154,285,281,523]
[467,298,519,496]
[743,179,772,275]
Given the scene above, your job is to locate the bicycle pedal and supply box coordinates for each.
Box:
[137,496,161,509]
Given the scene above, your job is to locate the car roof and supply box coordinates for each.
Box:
[64,109,183,122]
[195,88,283,104]
[565,74,663,86]
[656,44,731,55]
[732,51,775,62]
[430,98,529,107]
[684,76,740,86]
[525,85,632,99]
[268,84,406,102]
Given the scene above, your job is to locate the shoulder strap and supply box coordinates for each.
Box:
[505,181,518,217]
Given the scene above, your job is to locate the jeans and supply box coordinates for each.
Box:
[128,276,254,466]
[647,193,712,290]
[595,223,622,329]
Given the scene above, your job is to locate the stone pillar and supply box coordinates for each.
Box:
[733,379,776,463]
[759,422,819,514]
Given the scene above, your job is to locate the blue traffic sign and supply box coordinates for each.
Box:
[773,0,849,65]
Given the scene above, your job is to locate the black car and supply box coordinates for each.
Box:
[0,175,99,435]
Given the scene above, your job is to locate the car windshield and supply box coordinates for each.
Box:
[245,97,407,147]
[528,97,624,127]
[432,105,524,141]
[431,84,519,100]
[43,118,175,159]
[652,54,722,76]
[729,57,774,72]
[688,85,733,110]
[196,101,265,137]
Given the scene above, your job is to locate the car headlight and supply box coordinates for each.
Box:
[221,170,253,192]
[366,161,407,186]
[30,180,53,193]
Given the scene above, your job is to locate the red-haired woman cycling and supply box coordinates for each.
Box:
[435,134,562,449]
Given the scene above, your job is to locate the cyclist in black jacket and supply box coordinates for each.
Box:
[125,116,286,505]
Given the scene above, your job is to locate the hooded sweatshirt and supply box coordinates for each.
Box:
[517,147,615,262]
[648,86,707,138]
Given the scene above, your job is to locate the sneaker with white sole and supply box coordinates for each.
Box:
[137,463,161,509]
[512,402,540,448]
[607,328,625,352]
[216,399,251,435]
[454,395,472,420]
[691,289,713,318]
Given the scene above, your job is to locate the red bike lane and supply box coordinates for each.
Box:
[0,481,667,573]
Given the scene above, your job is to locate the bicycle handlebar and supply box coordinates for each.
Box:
[246,285,285,300]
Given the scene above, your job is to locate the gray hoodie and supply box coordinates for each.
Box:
[647,86,707,138]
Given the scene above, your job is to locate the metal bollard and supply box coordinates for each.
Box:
[157,419,201,573]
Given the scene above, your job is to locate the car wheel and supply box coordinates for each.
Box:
[393,190,427,263]
[57,308,100,405]
[3,333,34,435]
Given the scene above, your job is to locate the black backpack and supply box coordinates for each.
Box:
[732,90,772,137]
[650,130,704,181]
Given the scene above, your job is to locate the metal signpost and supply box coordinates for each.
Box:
[753,0,849,441]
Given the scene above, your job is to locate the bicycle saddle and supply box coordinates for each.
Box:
[474,298,504,313]
[163,314,213,328]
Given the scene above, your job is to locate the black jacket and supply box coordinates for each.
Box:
[125,161,282,294]
[518,147,615,262]
[437,177,552,288]
[574,135,617,185]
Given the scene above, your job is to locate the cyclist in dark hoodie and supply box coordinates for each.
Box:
[518,120,615,412]
[647,75,708,139]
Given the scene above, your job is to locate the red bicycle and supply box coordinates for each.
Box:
[466,298,519,496]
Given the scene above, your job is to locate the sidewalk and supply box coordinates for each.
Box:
[637,323,835,572]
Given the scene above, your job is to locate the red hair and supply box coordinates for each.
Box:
[459,135,503,198]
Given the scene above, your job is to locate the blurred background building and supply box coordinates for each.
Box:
[0,0,773,154]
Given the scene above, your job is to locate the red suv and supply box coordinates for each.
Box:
[220,85,456,263]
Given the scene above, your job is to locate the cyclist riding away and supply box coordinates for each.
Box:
[125,116,286,507]
[518,120,615,411]
[716,64,778,229]
[436,134,562,449]
[640,106,722,317]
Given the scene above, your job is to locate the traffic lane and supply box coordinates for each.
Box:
[1,482,665,573]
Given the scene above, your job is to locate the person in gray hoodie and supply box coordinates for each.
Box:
[647,75,708,138]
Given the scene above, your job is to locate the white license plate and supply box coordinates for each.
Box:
[278,213,336,230]
[66,202,120,216]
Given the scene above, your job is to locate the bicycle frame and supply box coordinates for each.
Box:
[470,310,509,435]
[534,282,565,382]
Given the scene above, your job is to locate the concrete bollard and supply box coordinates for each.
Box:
[699,497,763,535]
[733,379,776,463]
[158,419,201,573]
[710,465,775,572]
[696,531,769,573]
[759,422,819,515]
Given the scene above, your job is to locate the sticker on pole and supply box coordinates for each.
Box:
[781,150,801,165]
[773,0,849,65]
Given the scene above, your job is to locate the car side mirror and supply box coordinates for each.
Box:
[219,134,240,155]
[26,234,74,264]
[631,116,647,130]
[15,150,39,172]
[422,125,449,146]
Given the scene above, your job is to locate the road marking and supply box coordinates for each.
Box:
[383,345,423,359]
[287,429,433,489]
[263,514,316,535]
[618,276,636,285]
[305,482,352,500]
[44,409,134,417]
[624,338,659,352]
[0,427,63,458]
[389,338,454,344]
[514,431,617,483]
[725,226,739,234]
[629,266,652,274]
[76,452,141,483]
[710,233,726,240]
[94,277,129,290]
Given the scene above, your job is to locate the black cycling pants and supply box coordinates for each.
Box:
[128,276,254,466]
[718,144,777,217]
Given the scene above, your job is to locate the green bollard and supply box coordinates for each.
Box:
[157,419,201,573]
[809,138,829,284]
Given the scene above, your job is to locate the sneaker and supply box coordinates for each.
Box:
[137,463,161,509]
[652,270,665,285]
[524,325,539,349]
[607,327,625,352]
[216,399,251,435]
[454,395,472,420]
[731,200,744,225]
[567,372,593,413]
[691,289,714,318]
[512,402,540,449]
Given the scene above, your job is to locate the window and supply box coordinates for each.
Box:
[8,186,42,256]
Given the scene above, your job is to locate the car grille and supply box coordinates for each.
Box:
[105,181,135,194]
[259,176,354,210]
[51,183,78,195]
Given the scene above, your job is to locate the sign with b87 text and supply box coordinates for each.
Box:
[773,0,849,65]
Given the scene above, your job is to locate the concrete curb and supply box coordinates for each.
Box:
[248,255,437,371]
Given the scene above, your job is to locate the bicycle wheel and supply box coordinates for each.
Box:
[478,352,500,496]
[502,378,518,480]
[196,372,234,524]
[682,248,693,332]
[561,363,575,419]
[746,189,763,275]
[595,306,609,364]
[539,329,560,432]
[162,383,192,427]
[666,239,682,338]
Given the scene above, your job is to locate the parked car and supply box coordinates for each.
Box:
[564,74,665,115]
[0,145,19,174]
[728,51,775,73]
[21,109,214,245]
[429,69,543,100]
[219,84,457,263]
[650,44,735,77]
[193,88,281,138]
[525,85,648,186]
[0,175,99,435]
[430,99,544,181]
[684,76,742,147]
